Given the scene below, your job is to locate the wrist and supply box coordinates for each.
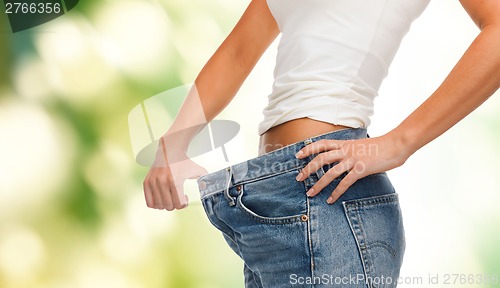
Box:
[161,133,189,154]
[384,128,417,164]
[163,123,207,153]
[150,136,189,167]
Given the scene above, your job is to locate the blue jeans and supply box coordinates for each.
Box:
[197,128,405,288]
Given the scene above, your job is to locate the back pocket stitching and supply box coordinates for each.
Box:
[343,203,372,288]
[343,194,401,288]
[344,194,400,259]
[354,207,377,280]
[343,193,398,208]
[365,241,398,259]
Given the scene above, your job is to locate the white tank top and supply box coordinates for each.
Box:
[258,0,431,135]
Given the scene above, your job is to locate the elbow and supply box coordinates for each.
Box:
[476,21,500,41]
[476,16,500,31]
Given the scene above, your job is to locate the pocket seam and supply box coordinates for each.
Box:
[343,193,399,209]
[236,193,305,225]
[234,171,308,225]
[342,193,401,288]
[202,197,237,243]
[200,167,305,200]
[343,202,372,288]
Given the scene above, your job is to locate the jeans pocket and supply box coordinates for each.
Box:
[342,193,405,288]
[201,195,238,243]
[236,169,308,224]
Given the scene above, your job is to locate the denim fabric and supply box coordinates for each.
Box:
[197,128,405,288]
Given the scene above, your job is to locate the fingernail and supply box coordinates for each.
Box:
[296,172,303,181]
[306,188,314,197]
[295,151,303,158]
[326,197,333,204]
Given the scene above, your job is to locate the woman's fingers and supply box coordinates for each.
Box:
[143,177,155,208]
[302,158,366,204]
[294,134,407,204]
[151,176,165,209]
[145,140,207,210]
[146,163,201,210]
[171,177,187,209]
[304,159,350,197]
[326,169,362,204]
[296,148,344,181]
[295,139,343,159]
[143,169,176,210]
[158,170,187,210]
[295,137,375,204]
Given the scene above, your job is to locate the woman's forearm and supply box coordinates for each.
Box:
[163,44,254,152]
[164,0,279,152]
[389,25,500,159]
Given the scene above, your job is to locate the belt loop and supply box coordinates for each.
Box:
[303,138,325,178]
[224,165,236,206]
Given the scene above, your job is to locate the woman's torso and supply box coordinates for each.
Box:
[259,0,431,155]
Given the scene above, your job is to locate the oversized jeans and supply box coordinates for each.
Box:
[197,128,405,287]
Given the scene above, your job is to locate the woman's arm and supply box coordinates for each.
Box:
[165,0,279,151]
[389,0,500,158]
[296,0,500,204]
[144,0,279,210]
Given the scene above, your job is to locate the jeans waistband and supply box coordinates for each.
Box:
[197,127,368,199]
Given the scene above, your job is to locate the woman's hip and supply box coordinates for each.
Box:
[198,127,405,287]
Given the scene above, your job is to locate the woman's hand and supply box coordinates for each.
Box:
[143,137,208,211]
[294,133,409,204]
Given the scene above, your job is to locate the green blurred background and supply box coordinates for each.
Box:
[0,0,499,287]
[0,1,246,287]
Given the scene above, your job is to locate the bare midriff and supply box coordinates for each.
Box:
[258,117,352,156]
